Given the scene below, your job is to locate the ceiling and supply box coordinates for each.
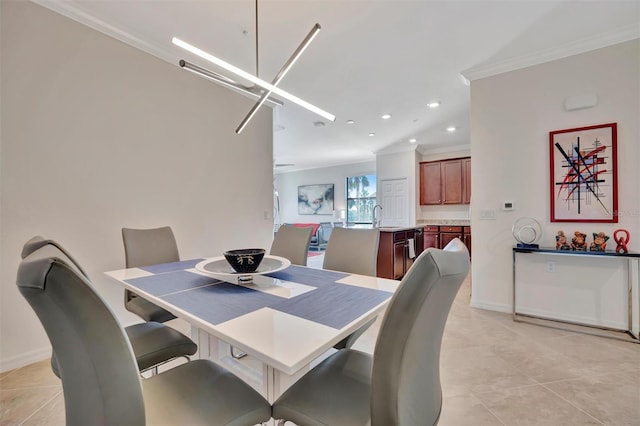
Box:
[35,1,639,172]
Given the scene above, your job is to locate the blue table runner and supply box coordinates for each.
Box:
[124,261,392,328]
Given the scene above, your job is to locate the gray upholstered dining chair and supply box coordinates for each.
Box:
[21,236,197,376]
[272,238,470,426]
[323,227,380,276]
[270,224,314,266]
[17,242,271,426]
[323,227,380,349]
[123,227,247,361]
[122,226,180,323]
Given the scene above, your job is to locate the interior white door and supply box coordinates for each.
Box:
[379,178,409,227]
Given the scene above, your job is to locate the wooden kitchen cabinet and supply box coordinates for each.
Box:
[422,224,472,259]
[419,162,442,205]
[463,226,471,258]
[439,226,464,249]
[392,233,405,279]
[441,160,463,204]
[377,228,423,280]
[463,158,472,204]
[419,157,471,205]
[423,225,439,250]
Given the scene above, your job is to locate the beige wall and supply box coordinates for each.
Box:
[470,39,639,312]
[0,2,274,370]
[276,161,376,224]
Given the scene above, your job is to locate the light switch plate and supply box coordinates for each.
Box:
[480,209,496,220]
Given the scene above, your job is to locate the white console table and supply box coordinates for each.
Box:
[512,247,640,343]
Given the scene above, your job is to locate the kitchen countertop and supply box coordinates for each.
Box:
[346,224,426,232]
[377,226,425,232]
[344,220,470,231]
[417,219,470,226]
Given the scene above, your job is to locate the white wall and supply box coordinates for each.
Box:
[0,2,274,371]
[276,161,375,224]
[470,40,639,315]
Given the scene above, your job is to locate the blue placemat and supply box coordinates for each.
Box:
[161,282,284,325]
[139,258,205,274]
[125,270,220,296]
[272,283,392,329]
[267,265,348,288]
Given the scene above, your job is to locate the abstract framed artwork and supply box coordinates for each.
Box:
[549,123,617,223]
[298,184,334,215]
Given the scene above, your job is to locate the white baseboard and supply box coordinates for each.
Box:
[516,306,627,331]
[0,346,51,373]
[469,299,512,313]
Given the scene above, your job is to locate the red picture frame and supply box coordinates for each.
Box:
[549,123,617,223]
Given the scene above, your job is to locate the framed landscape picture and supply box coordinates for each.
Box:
[298,184,334,215]
[549,123,617,223]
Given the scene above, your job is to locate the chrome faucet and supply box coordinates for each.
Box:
[373,204,383,228]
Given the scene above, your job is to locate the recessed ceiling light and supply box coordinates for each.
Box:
[446,126,456,132]
[381,113,392,120]
[409,138,417,143]
[427,101,441,108]
[368,133,375,137]
[346,119,355,125]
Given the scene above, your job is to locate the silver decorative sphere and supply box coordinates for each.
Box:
[512,217,543,246]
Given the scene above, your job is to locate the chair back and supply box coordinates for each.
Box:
[21,236,89,278]
[318,222,333,243]
[323,227,380,276]
[270,224,313,266]
[122,226,179,268]
[17,242,145,425]
[21,236,93,378]
[371,238,470,426]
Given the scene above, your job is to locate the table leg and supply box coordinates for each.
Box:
[630,258,639,339]
[189,327,283,401]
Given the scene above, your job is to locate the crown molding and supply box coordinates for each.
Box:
[461,24,639,81]
[32,0,175,65]
[374,142,418,156]
[30,0,279,106]
[275,158,376,174]
[416,143,471,156]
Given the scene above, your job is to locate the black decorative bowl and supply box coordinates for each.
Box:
[223,249,266,274]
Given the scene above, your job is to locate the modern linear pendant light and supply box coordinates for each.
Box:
[173,0,335,133]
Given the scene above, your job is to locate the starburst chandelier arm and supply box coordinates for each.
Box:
[172,37,335,121]
[179,60,283,106]
[236,23,322,134]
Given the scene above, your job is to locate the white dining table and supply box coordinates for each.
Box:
[105,256,399,402]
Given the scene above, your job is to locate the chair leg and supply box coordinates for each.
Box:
[230,346,247,359]
[139,355,191,376]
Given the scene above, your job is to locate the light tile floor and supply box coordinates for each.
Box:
[2,253,639,425]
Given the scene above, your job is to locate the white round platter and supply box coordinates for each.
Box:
[195,255,291,277]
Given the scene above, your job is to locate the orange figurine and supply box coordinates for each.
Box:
[590,232,609,252]
[571,231,587,251]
